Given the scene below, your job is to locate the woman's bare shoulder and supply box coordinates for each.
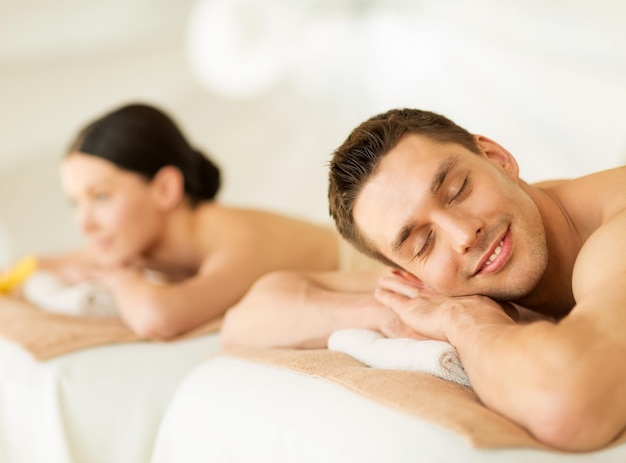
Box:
[201,203,331,235]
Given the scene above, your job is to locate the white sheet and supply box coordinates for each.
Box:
[0,333,220,463]
[153,356,626,463]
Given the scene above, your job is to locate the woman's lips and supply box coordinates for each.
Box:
[93,237,112,252]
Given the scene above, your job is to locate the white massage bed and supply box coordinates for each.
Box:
[152,355,626,463]
[0,333,220,463]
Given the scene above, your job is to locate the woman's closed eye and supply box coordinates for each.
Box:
[93,192,110,201]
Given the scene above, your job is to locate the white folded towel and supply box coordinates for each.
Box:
[22,270,118,318]
[328,328,471,387]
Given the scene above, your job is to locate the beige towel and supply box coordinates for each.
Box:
[221,347,626,450]
[0,296,221,360]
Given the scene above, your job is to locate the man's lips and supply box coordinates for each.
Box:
[474,227,512,276]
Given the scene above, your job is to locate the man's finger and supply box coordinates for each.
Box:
[377,276,420,298]
[374,287,411,308]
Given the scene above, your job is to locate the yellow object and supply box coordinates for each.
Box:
[0,255,38,294]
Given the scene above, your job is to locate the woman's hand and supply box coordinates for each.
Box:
[36,253,103,285]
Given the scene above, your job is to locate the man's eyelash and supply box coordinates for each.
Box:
[451,176,470,202]
[410,176,469,260]
[416,230,433,258]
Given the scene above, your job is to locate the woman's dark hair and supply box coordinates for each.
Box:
[68,103,221,205]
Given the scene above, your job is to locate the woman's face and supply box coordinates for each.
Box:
[61,153,165,266]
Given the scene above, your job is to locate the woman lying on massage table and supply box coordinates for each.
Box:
[3,103,338,339]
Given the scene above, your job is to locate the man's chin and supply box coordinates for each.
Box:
[444,276,540,301]
[488,275,543,302]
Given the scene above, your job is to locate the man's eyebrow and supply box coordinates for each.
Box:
[390,155,460,255]
[430,155,459,195]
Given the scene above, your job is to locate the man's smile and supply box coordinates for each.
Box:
[474,227,512,275]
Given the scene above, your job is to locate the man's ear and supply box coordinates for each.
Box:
[151,166,185,210]
[391,269,431,290]
[474,134,519,180]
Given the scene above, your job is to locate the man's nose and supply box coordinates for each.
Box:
[436,211,483,254]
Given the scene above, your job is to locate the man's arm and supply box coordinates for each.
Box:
[220,269,422,349]
[376,209,626,451]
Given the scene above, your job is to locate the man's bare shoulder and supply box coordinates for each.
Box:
[572,207,626,304]
[531,178,570,189]
[535,165,625,194]
[539,166,626,233]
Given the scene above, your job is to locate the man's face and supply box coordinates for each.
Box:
[353,134,548,300]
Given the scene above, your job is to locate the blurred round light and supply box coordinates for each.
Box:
[186,0,297,99]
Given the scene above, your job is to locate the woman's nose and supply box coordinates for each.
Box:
[76,206,97,235]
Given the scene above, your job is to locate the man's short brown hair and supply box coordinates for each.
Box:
[328,108,480,266]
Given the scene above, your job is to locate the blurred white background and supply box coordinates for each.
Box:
[1,0,625,265]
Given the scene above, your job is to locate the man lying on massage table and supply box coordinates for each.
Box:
[221,108,626,452]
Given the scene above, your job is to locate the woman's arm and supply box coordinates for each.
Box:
[99,250,269,339]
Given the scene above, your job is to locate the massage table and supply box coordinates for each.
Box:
[0,297,221,463]
[3,293,626,463]
[152,352,626,463]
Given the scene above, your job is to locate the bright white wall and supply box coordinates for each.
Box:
[0,0,625,265]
